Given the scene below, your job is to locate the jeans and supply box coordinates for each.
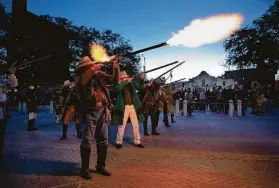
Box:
[81,108,108,149]
[80,108,108,170]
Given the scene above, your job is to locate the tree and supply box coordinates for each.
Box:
[40,15,141,76]
[224,1,279,73]
[0,3,8,67]
[1,12,141,84]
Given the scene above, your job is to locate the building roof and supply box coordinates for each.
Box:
[190,71,216,81]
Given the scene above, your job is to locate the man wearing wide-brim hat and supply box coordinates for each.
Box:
[75,54,121,180]
[112,70,145,149]
[59,79,82,140]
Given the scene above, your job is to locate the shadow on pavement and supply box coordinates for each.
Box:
[0,152,80,177]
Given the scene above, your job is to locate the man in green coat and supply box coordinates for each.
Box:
[112,71,145,149]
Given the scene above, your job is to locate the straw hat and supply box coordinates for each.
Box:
[75,56,99,70]
[120,71,128,79]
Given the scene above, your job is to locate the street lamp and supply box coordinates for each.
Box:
[140,53,146,72]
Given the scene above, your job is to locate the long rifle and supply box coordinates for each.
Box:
[141,61,185,104]
[0,55,52,75]
[153,61,185,82]
[144,61,179,74]
[167,78,186,85]
[15,55,52,69]
[121,61,179,79]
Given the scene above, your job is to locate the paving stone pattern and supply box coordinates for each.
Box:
[0,110,279,188]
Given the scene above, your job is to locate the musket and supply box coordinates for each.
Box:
[122,61,179,79]
[0,55,52,75]
[167,78,186,84]
[127,42,168,56]
[14,55,52,69]
[144,61,179,74]
[141,61,185,104]
[153,61,185,82]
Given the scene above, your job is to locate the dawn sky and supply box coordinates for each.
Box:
[2,0,275,81]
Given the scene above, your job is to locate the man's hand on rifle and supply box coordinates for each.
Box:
[127,77,133,83]
[110,55,123,69]
[111,55,124,63]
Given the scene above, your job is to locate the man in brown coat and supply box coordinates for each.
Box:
[75,55,121,180]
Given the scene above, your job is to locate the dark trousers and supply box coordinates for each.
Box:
[156,103,169,126]
[0,118,8,163]
[199,100,206,110]
[242,100,247,116]
[143,104,157,133]
[187,103,193,115]
[80,108,108,171]
[217,99,223,112]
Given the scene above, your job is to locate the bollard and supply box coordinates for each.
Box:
[176,100,179,115]
[18,102,22,112]
[183,100,187,116]
[228,100,234,117]
[23,102,27,114]
[49,101,54,114]
[237,99,242,116]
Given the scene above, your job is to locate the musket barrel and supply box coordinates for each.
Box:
[169,78,186,84]
[154,61,185,81]
[127,42,168,56]
[144,61,179,74]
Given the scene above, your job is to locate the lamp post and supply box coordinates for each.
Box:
[140,53,146,72]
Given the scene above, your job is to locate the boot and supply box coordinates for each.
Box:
[27,120,32,131]
[151,125,160,135]
[171,114,176,123]
[80,147,91,179]
[96,144,111,176]
[76,124,82,139]
[60,124,68,140]
[31,119,38,131]
[143,122,149,136]
[151,131,160,135]
[164,119,170,127]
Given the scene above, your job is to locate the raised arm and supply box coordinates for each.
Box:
[115,80,129,91]
[100,56,122,84]
[131,72,145,90]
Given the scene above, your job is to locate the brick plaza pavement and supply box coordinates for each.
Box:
[0,110,279,188]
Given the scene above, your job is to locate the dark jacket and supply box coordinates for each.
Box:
[26,88,38,113]
[78,65,120,110]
